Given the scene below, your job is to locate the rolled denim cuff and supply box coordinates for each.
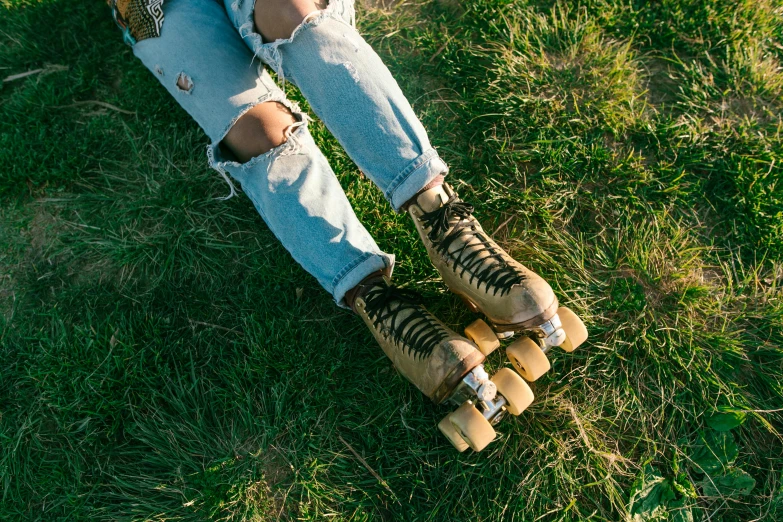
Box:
[384,148,449,211]
[332,252,395,309]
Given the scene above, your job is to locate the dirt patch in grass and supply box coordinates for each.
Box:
[642,57,679,106]
[255,448,296,520]
[2,1,783,520]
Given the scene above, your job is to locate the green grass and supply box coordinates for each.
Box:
[2,0,782,520]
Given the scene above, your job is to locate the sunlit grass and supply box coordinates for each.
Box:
[1,0,782,520]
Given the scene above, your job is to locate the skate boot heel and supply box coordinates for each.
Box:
[458,293,481,313]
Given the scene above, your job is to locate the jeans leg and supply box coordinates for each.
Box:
[214,120,395,307]
[230,1,449,211]
[128,0,394,306]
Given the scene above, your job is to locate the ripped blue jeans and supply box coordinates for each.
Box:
[128,0,448,307]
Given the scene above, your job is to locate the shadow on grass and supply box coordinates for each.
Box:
[2,0,783,521]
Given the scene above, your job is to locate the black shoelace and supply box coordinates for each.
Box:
[363,284,450,360]
[420,194,526,296]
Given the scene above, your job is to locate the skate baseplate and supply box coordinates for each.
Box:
[464,307,588,381]
[438,364,533,452]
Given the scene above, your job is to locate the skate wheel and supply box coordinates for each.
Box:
[464,319,500,356]
[557,307,588,352]
[506,337,551,381]
[450,402,496,452]
[438,414,469,452]
[491,368,534,415]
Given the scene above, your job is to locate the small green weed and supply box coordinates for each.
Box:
[629,411,760,521]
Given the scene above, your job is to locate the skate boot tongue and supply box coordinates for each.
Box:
[415,185,450,213]
[360,282,452,360]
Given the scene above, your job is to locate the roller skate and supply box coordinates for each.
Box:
[354,278,535,452]
[407,184,588,382]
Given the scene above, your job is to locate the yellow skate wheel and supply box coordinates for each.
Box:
[506,337,551,381]
[491,368,534,415]
[450,402,496,452]
[438,414,469,452]
[557,307,588,353]
[464,319,500,356]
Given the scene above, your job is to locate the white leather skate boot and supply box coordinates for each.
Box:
[354,278,534,452]
[407,184,588,381]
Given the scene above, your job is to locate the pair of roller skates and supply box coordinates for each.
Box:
[354,184,588,452]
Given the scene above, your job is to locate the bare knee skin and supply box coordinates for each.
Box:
[222,101,297,163]
[254,0,328,42]
[176,73,194,93]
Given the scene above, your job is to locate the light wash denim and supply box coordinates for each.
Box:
[129,0,449,306]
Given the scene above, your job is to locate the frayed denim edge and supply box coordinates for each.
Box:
[206,92,305,200]
[238,2,354,86]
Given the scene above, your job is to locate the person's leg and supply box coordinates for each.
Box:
[119,0,544,452]
[222,101,296,163]
[226,0,447,211]
[222,0,587,349]
[126,0,393,306]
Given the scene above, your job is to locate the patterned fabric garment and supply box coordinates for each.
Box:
[109,0,165,46]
